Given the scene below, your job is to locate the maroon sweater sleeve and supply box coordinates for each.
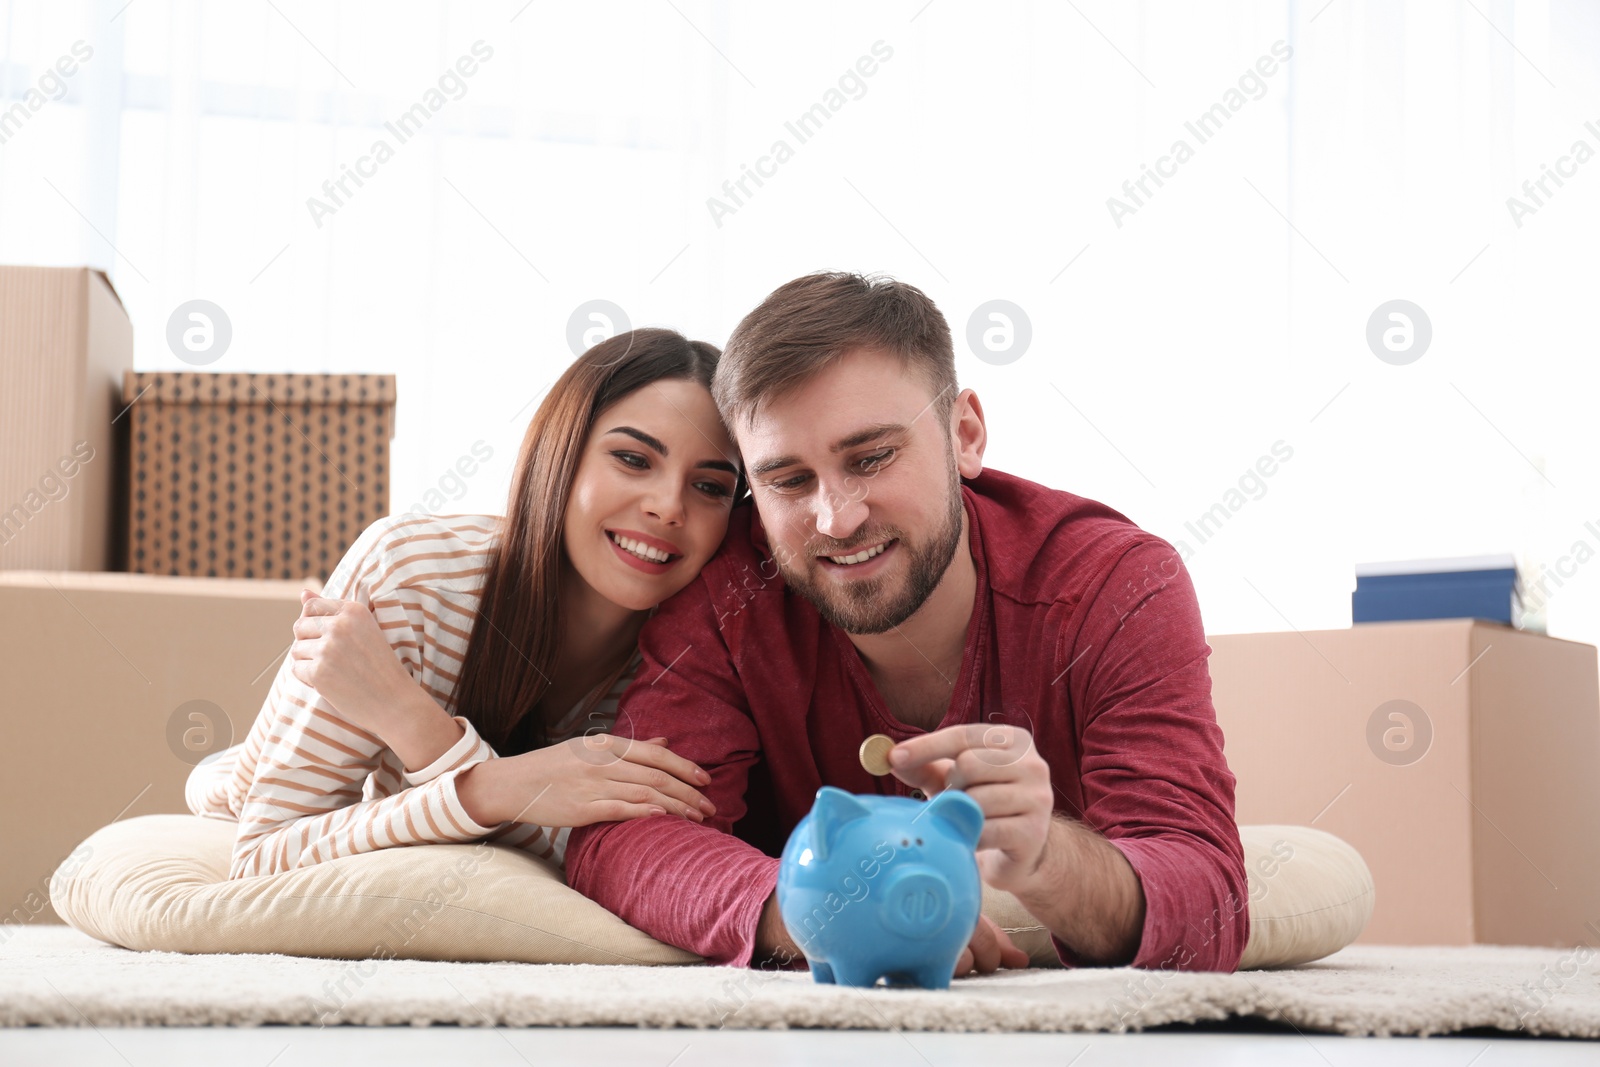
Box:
[1060,537,1249,972]
[563,576,781,967]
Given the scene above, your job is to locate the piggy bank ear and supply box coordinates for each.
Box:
[922,789,984,849]
[810,786,873,863]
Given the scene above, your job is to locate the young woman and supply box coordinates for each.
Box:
[186,328,743,879]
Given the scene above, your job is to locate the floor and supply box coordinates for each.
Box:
[1,1021,1594,1066]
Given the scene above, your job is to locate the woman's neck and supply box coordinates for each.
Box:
[553,561,648,690]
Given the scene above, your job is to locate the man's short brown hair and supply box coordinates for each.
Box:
[713,271,957,428]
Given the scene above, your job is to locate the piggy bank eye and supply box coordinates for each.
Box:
[915,838,923,846]
[900,837,909,847]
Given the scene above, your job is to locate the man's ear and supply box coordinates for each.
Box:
[950,388,986,479]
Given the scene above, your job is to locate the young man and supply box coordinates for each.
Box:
[564,272,1249,976]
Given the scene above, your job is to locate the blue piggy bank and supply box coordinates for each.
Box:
[777,785,984,990]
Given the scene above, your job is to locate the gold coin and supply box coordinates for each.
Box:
[859,733,896,776]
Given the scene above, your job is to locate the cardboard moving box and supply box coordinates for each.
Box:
[0,570,305,928]
[0,266,133,571]
[1209,619,1600,948]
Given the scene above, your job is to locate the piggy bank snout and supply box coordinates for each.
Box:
[879,865,954,939]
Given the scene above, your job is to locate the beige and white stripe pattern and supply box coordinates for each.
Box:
[184,513,635,880]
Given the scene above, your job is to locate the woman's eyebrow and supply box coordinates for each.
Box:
[608,426,738,476]
[606,426,667,453]
[697,457,740,476]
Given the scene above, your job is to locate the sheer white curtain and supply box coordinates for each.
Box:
[3,0,1597,647]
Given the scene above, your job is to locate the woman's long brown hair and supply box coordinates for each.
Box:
[449,327,725,754]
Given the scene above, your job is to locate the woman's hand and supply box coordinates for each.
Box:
[457,733,718,828]
[289,589,418,737]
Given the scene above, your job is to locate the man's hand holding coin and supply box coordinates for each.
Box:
[885,724,1056,898]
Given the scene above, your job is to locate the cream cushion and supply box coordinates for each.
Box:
[1237,824,1376,969]
[51,816,1371,970]
[50,814,698,965]
[985,824,1375,970]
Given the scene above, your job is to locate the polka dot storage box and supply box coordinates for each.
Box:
[121,371,395,580]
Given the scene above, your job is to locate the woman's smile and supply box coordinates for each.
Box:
[605,528,683,574]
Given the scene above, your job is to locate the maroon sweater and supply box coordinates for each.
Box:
[565,467,1248,972]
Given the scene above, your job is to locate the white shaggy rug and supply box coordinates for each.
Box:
[3,926,1597,1038]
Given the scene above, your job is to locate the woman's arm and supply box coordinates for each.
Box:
[289,587,476,775]
[227,516,509,880]
[228,667,506,879]
[184,742,247,821]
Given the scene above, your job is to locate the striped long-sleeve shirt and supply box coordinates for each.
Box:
[185,512,638,880]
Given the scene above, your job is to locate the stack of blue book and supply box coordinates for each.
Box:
[1352,554,1523,627]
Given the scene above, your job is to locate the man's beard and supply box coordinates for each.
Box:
[775,465,965,636]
